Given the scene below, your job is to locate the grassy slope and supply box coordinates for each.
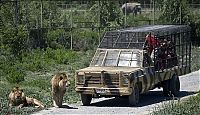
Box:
[152,93,200,115]
[0,49,94,114]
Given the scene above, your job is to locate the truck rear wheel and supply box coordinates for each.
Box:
[129,84,139,106]
[81,94,92,106]
[162,74,180,96]
[169,75,180,96]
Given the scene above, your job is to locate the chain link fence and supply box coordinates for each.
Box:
[1,1,200,50]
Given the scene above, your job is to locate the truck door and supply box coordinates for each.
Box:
[144,67,155,90]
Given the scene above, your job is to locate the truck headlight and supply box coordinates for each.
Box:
[77,76,84,83]
[123,77,129,84]
[76,72,85,84]
[123,74,130,85]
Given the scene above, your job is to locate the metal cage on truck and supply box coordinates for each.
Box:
[75,25,191,106]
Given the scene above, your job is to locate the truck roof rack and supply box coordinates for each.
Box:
[99,25,190,49]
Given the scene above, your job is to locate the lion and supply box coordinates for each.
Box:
[51,72,70,108]
[8,87,45,108]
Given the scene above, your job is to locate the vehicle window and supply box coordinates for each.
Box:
[119,52,132,59]
[104,51,118,66]
[118,51,131,66]
[130,53,140,67]
[91,49,142,67]
[118,60,130,66]
[94,52,106,66]
[118,52,140,67]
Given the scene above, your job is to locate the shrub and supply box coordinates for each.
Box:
[4,64,25,84]
[21,79,51,91]
[45,48,79,64]
[6,70,25,84]
[191,46,200,71]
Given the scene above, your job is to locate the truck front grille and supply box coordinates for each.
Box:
[104,73,120,87]
[83,72,120,87]
[85,75,101,84]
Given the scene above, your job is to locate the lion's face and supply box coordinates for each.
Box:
[9,87,25,105]
[58,73,70,88]
[13,88,24,101]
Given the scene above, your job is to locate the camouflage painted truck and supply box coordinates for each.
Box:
[75,25,191,106]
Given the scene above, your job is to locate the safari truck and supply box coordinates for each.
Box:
[75,25,191,106]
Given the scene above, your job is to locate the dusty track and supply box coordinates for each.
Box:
[32,70,200,115]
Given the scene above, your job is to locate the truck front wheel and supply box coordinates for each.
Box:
[81,94,92,106]
[129,84,139,106]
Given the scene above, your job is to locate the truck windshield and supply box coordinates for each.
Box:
[90,49,142,67]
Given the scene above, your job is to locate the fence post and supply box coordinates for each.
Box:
[40,0,43,28]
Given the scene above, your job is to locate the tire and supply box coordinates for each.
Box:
[129,84,139,106]
[162,80,170,96]
[162,74,180,97]
[81,94,92,106]
[169,75,180,96]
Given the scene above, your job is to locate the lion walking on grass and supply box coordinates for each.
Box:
[51,72,70,107]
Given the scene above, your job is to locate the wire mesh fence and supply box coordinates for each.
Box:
[1,1,200,50]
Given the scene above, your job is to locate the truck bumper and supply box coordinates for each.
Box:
[75,87,131,96]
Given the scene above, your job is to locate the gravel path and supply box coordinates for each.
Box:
[32,70,200,115]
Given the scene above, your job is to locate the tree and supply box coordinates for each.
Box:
[159,0,191,24]
[99,1,123,27]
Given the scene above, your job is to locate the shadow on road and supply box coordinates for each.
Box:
[89,90,196,107]
[60,105,78,109]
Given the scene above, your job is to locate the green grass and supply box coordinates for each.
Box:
[0,48,94,114]
[152,92,200,115]
[0,74,80,114]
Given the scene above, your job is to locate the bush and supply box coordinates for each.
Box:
[191,46,200,71]
[45,48,79,64]
[6,69,25,84]
[22,79,51,91]
[46,29,71,49]
[72,29,99,51]
[21,49,54,71]
[3,63,25,84]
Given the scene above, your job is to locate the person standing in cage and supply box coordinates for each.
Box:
[146,34,159,55]
[143,34,158,67]
[144,34,178,70]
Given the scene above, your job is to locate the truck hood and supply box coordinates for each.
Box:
[77,66,141,73]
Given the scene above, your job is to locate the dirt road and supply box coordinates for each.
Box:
[32,70,200,115]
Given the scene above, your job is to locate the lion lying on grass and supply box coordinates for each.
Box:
[8,87,45,108]
[51,72,70,107]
